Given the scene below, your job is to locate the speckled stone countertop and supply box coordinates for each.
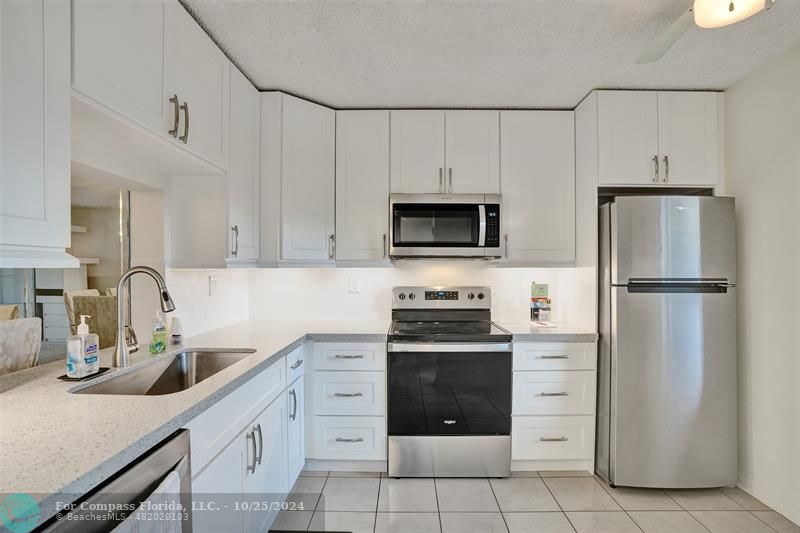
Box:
[500,322,599,343]
[0,319,389,523]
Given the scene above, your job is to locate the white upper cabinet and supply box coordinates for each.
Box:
[390,111,445,193]
[500,111,575,265]
[336,111,390,262]
[72,0,169,136]
[444,110,500,193]
[597,91,659,185]
[273,94,336,263]
[597,90,721,187]
[0,0,75,268]
[168,0,230,169]
[656,92,720,186]
[226,67,260,262]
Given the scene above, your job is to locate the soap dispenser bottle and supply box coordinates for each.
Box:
[67,315,100,378]
[149,311,167,354]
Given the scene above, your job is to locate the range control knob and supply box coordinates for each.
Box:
[408,293,416,300]
[467,293,475,300]
[477,292,485,300]
[398,293,406,300]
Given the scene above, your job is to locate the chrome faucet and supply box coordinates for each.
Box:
[113,266,176,368]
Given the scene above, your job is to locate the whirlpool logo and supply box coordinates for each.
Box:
[0,493,40,533]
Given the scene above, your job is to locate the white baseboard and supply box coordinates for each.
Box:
[511,459,594,472]
[738,475,800,527]
[305,459,386,472]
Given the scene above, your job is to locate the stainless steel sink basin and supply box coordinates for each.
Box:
[73,349,256,396]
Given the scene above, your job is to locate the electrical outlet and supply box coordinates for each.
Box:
[208,275,218,296]
[349,275,361,294]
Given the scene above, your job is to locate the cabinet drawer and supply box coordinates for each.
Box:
[513,342,596,371]
[286,344,305,383]
[511,416,594,460]
[185,356,285,472]
[310,416,386,460]
[43,302,67,316]
[312,342,386,371]
[312,371,385,416]
[513,371,596,416]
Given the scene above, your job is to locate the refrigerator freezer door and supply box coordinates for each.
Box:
[609,286,737,488]
[611,196,736,284]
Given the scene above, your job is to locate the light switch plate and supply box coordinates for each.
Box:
[349,275,361,293]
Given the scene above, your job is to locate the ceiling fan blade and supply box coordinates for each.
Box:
[637,8,694,64]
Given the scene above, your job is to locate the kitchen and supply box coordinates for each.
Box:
[0,0,798,532]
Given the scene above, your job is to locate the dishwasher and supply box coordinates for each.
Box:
[39,429,192,532]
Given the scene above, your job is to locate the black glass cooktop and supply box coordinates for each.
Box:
[389,320,512,342]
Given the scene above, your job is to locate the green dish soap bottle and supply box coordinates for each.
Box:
[149,311,167,354]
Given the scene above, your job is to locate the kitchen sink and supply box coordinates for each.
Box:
[73,349,256,396]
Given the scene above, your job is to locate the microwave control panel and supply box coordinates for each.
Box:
[485,204,500,247]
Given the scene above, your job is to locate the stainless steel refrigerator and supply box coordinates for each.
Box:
[597,196,738,488]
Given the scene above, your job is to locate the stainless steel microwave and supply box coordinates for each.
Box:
[389,194,503,259]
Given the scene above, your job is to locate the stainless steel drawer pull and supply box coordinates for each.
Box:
[334,354,364,359]
[335,437,364,443]
[383,233,388,258]
[254,423,263,465]
[439,168,443,193]
[289,389,298,421]
[540,392,569,397]
[539,355,570,359]
[652,155,659,182]
[168,94,180,137]
[246,431,257,473]
[448,168,453,193]
[334,392,364,397]
[540,436,568,442]
[663,154,670,183]
[231,225,239,257]
[290,359,304,370]
[179,101,189,143]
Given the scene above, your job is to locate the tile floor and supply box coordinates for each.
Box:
[270,470,800,533]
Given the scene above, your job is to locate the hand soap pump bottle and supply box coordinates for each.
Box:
[67,315,100,378]
[149,311,167,354]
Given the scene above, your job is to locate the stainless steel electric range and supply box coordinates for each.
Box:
[387,286,512,477]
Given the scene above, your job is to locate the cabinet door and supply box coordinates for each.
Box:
[657,92,719,186]
[168,0,230,169]
[287,377,305,485]
[444,111,500,193]
[192,435,245,533]
[281,95,336,262]
[335,111,390,262]
[244,396,289,533]
[597,91,659,185]
[72,0,170,137]
[0,0,72,264]
[500,111,575,264]
[227,67,260,261]
[390,111,445,193]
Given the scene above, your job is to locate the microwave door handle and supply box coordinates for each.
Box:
[478,204,486,246]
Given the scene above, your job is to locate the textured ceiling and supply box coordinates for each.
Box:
[182,0,800,109]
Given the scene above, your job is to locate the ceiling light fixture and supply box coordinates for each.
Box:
[693,0,776,28]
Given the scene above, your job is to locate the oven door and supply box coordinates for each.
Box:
[390,196,487,257]
[387,342,512,436]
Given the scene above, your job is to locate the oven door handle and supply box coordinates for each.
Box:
[388,342,512,353]
[478,204,486,247]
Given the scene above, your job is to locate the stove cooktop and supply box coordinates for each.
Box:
[388,320,512,343]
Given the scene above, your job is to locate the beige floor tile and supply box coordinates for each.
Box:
[490,478,560,512]
[543,478,621,512]
[539,471,593,478]
[272,510,313,531]
[510,471,542,478]
[600,484,681,511]
[720,487,771,511]
[440,512,508,533]
[666,489,743,510]
[308,511,376,533]
[752,511,800,532]
[690,510,775,533]
[374,512,441,533]
[320,477,380,512]
[435,478,500,512]
[329,471,382,478]
[378,478,438,512]
[503,512,576,533]
[628,510,708,533]
[566,511,641,533]
[300,469,329,477]
[287,476,326,511]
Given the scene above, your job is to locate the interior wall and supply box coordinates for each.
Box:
[70,207,121,290]
[249,263,596,330]
[129,191,166,336]
[725,45,800,525]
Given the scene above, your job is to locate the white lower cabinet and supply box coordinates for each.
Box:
[310,416,386,461]
[512,371,596,416]
[311,371,385,416]
[287,376,306,482]
[511,416,595,461]
[192,434,245,533]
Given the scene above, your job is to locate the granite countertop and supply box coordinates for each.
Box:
[500,322,599,342]
[0,319,389,523]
